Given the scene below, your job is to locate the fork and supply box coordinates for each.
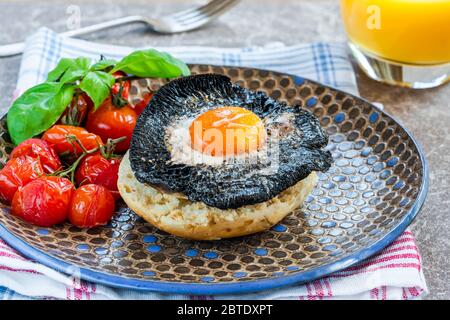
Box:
[0,0,239,57]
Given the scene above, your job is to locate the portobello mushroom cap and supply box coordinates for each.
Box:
[129,74,333,209]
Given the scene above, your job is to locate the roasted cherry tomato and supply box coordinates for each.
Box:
[75,154,121,199]
[132,91,153,115]
[59,93,93,126]
[111,71,130,100]
[42,125,103,157]
[0,156,44,204]
[10,138,61,173]
[85,98,136,153]
[11,176,73,227]
[69,184,115,228]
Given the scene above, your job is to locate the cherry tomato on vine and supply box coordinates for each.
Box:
[75,154,121,199]
[131,91,153,115]
[85,98,136,153]
[0,156,44,204]
[111,71,130,100]
[68,184,115,228]
[10,138,61,173]
[59,93,93,126]
[11,176,73,227]
[42,125,103,158]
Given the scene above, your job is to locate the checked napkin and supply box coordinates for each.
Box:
[0,27,428,300]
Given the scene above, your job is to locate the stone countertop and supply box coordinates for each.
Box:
[0,0,448,299]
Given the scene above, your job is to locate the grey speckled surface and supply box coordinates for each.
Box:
[0,0,449,299]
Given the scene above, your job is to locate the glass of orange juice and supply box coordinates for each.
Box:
[340,0,450,88]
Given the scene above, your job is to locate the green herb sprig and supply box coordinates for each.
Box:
[7,49,191,145]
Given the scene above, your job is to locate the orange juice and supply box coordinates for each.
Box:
[340,0,450,65]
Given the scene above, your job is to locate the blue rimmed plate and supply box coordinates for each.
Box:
[0,65,428,294]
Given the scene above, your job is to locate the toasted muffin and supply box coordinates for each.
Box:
[118,152,316,240]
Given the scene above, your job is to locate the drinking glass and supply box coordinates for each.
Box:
[340,0,450,88]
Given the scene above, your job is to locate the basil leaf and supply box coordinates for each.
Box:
[90,58,117,71]
[112,49,190,78]
[46,57,91,84]
[7,83,75,145]
[46,58,74,81]
[59,57,91,84]
[79,71,115,109]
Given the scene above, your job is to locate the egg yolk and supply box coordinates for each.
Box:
[189,106,266,156]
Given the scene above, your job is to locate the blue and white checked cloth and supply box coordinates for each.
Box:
[0,28,427,300]
[15,28,357,96]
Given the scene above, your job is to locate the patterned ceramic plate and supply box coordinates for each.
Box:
[0,65,428,295]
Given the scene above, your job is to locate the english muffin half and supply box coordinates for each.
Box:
[118,152,316,240]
